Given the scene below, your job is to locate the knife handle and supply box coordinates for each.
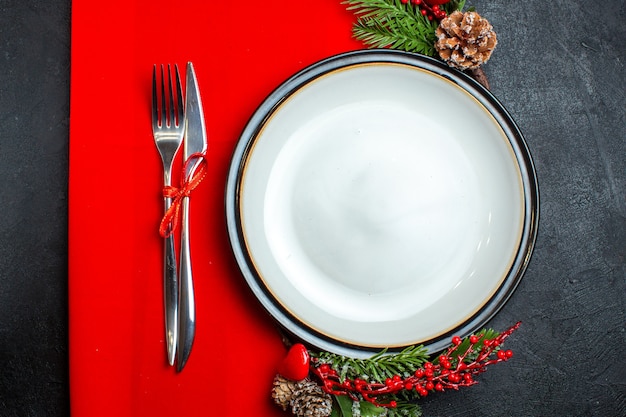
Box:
[177,196,195,372]
[163,196,178,367]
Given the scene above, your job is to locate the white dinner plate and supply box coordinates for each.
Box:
[226,50,538,357]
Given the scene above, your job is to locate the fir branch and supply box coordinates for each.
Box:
[310,324,520,409]
[314,344,429,383]
[343,0,439,56]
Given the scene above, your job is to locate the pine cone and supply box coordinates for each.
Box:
[271,374,298,411]
[290,378,333,417]
[435,11,497,70]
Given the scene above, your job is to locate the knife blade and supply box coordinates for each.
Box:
[177,61,208,371]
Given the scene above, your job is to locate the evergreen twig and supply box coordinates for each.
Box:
[314,344,429,383]
[343,0,466,56]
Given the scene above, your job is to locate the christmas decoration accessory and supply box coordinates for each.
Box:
[435,11,497,70]
[273,322,521,417]
[272,375,334,417]
[272,374,298,411]
[278,343,311,381]
[344,0,497,88]
[291,378,334,417]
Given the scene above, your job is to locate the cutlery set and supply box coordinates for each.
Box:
[151,62,207,371]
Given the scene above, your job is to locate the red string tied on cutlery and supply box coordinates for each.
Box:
[159,151,208,238]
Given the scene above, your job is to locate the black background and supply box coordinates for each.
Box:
[0,0,624,416]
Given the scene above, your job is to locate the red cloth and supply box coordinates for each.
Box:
[69,1,361,415]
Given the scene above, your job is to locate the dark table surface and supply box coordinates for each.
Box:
[1,1,624,416]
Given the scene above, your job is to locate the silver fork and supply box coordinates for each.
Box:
[151,64,184,366]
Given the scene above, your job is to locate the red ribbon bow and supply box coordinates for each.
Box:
[159,152,208,238]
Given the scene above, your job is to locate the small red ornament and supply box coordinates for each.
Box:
[424,0,450,5]
[278,343,310,381]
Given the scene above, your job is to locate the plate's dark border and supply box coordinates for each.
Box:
[225,49,539,358]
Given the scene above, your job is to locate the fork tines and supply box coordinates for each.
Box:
[152,64,184,130]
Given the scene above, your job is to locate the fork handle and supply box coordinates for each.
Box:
[177,196,195,372]
[163,197,178,366]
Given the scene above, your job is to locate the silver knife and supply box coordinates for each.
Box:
[177,62,208,371]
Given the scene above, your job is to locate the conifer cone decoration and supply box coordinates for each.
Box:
[435,11,497,71]
[290,378,333,417]
[271,374,298,411]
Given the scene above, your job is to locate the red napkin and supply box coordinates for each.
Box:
[69,1,361,416]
